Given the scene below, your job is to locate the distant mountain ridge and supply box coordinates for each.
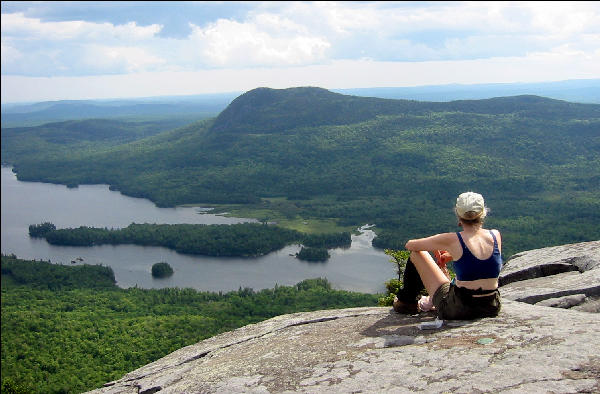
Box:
[335,78,600,103]
[3,79,598,128]
[1,118,188,148]
[0,93,241,127]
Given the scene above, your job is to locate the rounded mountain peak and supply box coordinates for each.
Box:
[209,86,394,134]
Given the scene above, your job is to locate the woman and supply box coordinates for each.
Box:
[393,191,502,320]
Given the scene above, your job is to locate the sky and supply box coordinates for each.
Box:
[1,1,599,103]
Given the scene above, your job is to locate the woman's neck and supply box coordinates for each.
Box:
[461,223,483,234]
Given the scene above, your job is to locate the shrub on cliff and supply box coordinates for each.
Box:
[378,249,410,306]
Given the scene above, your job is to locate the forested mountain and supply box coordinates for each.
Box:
[2,87,599,256]
[1,118,188,146]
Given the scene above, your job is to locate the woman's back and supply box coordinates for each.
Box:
[454,228,500,260]
[451,228,502,286]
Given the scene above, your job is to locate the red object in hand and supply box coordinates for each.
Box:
[435,250,452,280]
[435,250,452,267]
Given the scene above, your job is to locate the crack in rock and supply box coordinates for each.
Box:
[499,261,579,286]
[137,386,161,394]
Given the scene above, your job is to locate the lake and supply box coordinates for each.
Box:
[1,166,396,293]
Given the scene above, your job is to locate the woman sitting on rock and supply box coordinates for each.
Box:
[393,192,502,320]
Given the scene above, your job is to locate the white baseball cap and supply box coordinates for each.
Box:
[455,192,487,220]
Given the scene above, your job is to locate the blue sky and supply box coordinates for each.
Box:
[2,1,599,103]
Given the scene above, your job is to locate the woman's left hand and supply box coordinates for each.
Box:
[435,250,452,266]
[435,250,452,280]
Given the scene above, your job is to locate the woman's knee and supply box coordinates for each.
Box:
[410,250,431,263]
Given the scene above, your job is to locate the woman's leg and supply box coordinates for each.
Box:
[396,258,425,303]
[409,251,450,296]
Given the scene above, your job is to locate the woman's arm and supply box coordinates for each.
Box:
[405,232,456,252]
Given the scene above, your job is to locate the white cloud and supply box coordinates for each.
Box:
[188,15,330,67]
[112,21,163,41]
[263,1,600,59]
[2,12,88,40]
[0,41,22,64]
[1,1,599,99]
[1,12,162,41]
[1,12,164,75]
[83,45,166,73]
[525,1,600,35]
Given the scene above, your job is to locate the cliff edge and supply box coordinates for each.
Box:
[90,241,600,393]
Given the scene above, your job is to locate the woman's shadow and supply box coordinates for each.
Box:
[359,309,479,348]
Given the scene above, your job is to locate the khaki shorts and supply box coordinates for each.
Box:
[432,282,501,320]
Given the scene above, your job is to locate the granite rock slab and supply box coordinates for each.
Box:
[87,241,600,394]
[88,301,600,394]
[500,240,600,304]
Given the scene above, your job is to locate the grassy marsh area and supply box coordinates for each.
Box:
[183,197,358,235]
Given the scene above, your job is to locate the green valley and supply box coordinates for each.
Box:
[2,87,600,394]
[1,255,377,393]
[2,87,600,257]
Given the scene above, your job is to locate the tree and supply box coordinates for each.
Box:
[151,262,174,278]
[296,247,330,262]
[28,222,56,237]
[385,249,410,281]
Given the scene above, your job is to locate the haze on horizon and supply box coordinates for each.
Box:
[2,1,599,104]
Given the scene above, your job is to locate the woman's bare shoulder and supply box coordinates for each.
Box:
[488,229,502,238]
[489,228,502,247]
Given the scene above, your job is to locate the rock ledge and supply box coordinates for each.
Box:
[89,241,600,393]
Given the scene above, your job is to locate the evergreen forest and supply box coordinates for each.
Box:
[1,255,378,393]
[28,222,351,258]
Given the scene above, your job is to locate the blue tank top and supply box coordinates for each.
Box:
[453,230,502,281]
